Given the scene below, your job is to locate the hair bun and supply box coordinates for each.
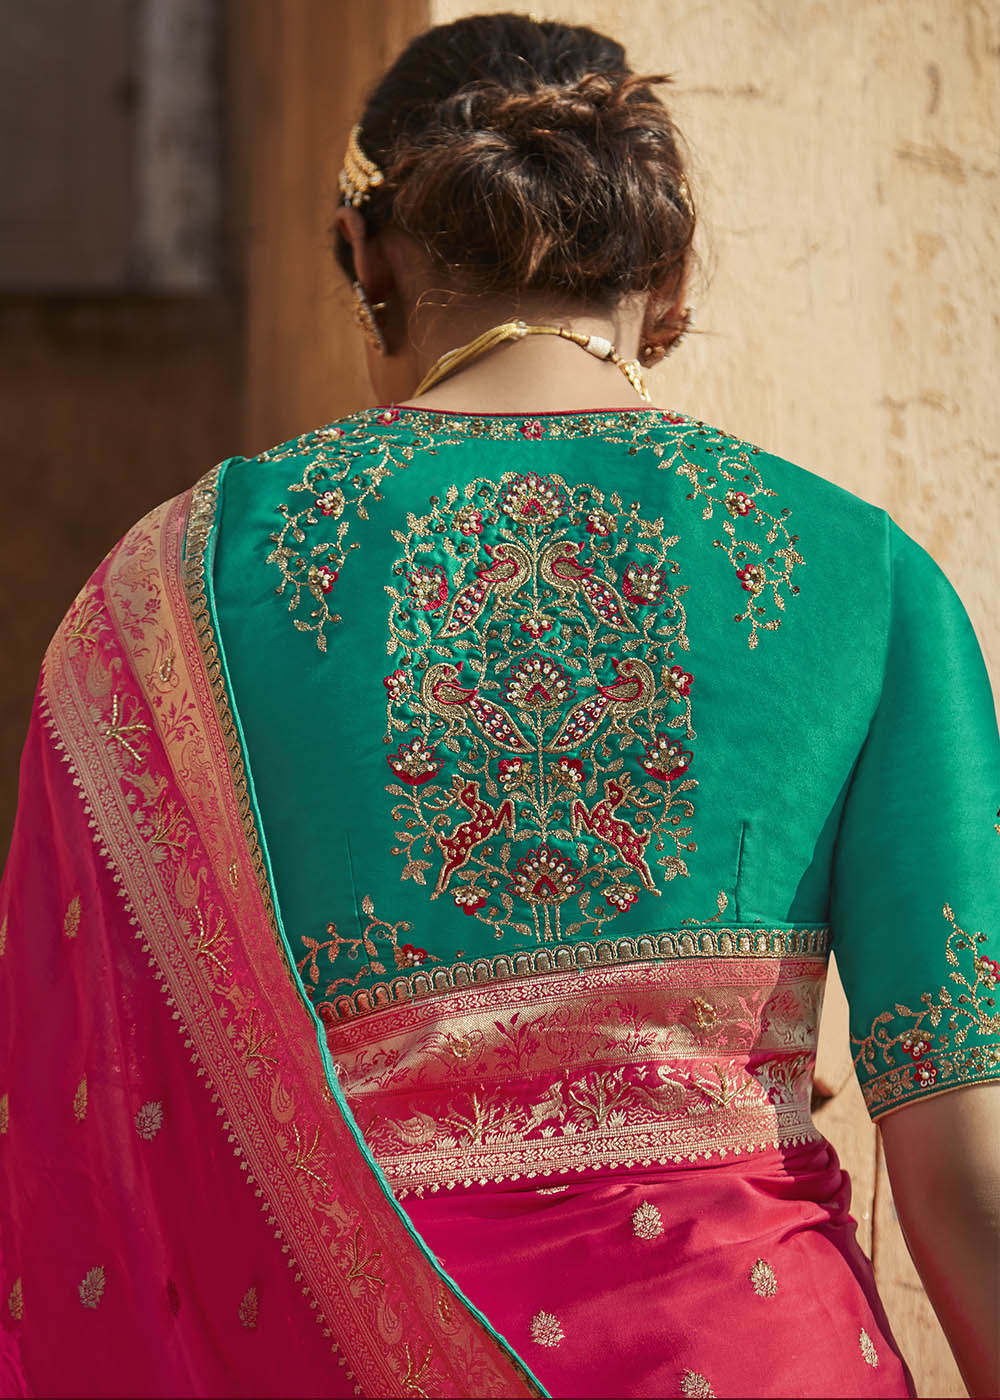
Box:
[340,15,695,303]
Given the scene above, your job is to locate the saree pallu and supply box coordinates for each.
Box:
[0,493,537,1398]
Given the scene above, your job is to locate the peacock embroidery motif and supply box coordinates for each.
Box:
[384,469,698,942]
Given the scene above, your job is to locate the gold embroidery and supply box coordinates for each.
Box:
[7,1276,22,1321]
[100,691,150,764]
[0,912,6,956]
[399,1343,434,1397]
[750,1258,777,1297]
[0,1092,8,1134]
[529,1310,564,1347]
[265,418,463,651]
[384,469,698,944]
[680,1370,716,1399]
[135,1101,164,1140]
[238,1285,259,1329]
[78,1266,106,1309]
[265,409,801,652]
[632,1201,664,1240]
[300,896,439,1008]
[319,923,830,1022]
[63,894,80,939]
[345,1226,385,1289]
[852,900,1000,1116]
[859,1328,879,1367]
[73,1076,87,1122]
[331,956,826,1193]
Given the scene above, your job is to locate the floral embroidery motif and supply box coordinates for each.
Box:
[749,1258,778,1297]
[7,1276,22,1321]
[299,895,439,1015]
[264,419,462,650]
[529,1310,564,1347]
[238,1284,259,1329]
[384,471,697,943]
[0,914,6,957]
[851,900,1000,1115]
[859,1328,879,1367]
[632,1200,664,1239]
[0,1092,7,1134]
[135,1101,165,1140]
[78,1266,106,1309]
[73,1076,87,1122]
[680,1370,716,1398]
[601,413,802,649]
[63,894,80,939]
[266,409,801,651]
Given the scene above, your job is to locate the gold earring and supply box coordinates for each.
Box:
[352,280,388,354]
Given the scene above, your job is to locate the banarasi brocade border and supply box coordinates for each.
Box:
[40,484,542,1399]
[321,923,832,1021]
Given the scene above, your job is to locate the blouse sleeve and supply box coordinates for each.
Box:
[831,517,1000,1122]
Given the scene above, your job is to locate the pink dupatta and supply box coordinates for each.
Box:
[0,477,539,1398]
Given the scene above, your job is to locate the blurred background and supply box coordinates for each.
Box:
[2,2,997,1393]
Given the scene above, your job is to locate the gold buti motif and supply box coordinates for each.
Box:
[681,1370,716,1398]
[859,1328,879,1367]
[632,1200,664,1240]
[529,1310,564,1348]
[78,1266,106,1309]
[0,1092,8,1135]
[238,1285,259,1330]
[63,895,80,939]
[0,912,7,956]
[135,1100,164,1140]
[7,1276,22,1321]
[749,1257,778,1297]
[384,470,698,943]
[73,1077,88,1122]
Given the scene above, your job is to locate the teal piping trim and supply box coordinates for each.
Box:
[193,463,548,1398]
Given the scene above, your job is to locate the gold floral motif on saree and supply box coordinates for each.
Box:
[749,1258,778,1297]
[73,1076,87,1122]
[859,1328,879,1367]
[851,896,1000,1117]
[326,954,826,1193]
[680,1369,716,1399]
[63,894,81,939]
[78,1266,106,1309]
[529,1311,564,1348]
[632,1201,664,1240]
[264,409,801,653]
[134,1101,164,1140]
[6,1276,22,1321]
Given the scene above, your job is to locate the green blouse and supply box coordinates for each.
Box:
[208,407,1000,1120]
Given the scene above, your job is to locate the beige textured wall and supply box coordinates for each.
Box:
[427,3,996,1397]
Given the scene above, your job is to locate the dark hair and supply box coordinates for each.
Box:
[335,12,695,306]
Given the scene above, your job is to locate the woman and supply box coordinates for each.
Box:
[1,12,998,1398]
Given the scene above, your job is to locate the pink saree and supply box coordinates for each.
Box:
[0,489,537,1397]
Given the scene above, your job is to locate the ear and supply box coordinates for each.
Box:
[639,276,692,365]
[332,205,396,302]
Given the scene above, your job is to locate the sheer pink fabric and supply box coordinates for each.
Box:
[0,485,536,1398]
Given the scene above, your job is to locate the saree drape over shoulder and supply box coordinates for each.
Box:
[2,407,999,1398]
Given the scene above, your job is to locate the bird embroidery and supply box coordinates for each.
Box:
[551,657,657,750]
[437,541,531,638]
[539,540,637,633]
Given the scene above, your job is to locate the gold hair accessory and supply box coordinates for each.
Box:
[412,321,650,401]
[352,280,388,354]
[339,125,385,208]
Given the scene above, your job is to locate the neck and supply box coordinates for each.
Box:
[385,291,653,414]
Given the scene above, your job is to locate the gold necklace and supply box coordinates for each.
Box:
[412,320,651,402]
